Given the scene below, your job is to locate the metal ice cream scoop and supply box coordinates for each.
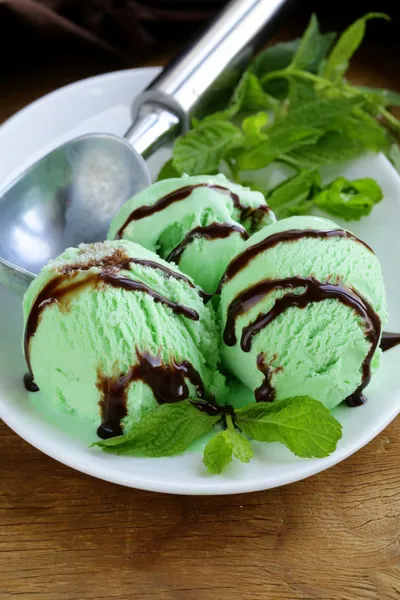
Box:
[0,0,290,291]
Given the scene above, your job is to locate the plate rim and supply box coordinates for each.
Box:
[2,389,400,495]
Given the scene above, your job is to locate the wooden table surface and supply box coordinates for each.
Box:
[1,33,400,600]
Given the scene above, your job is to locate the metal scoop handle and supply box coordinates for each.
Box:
[126,0,291,156]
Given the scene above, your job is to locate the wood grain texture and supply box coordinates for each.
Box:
[1,33,400,600]
[1,418,400,600]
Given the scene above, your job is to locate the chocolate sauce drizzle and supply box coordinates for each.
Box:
[255,354,276,403]
[23,373,39,392]
[24,274,86,381]
[115,183,271,239]
[224,277,379,351]
[223,276,381,407]
[189,399,223,416]
[62,254,208,301]
[167,222,249,264]
[218,229,374,293]
[24,265,199,387]
[380,332,400,352]
[97,349,205,439]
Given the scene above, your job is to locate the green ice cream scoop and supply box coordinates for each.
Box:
[219,216,388,409]
[23,240,226,438]
[107,174,275,294]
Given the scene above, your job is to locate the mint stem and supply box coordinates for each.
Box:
[261,67,400,135]
[261,68,325,87]
[277,154,301,169]
[225,413,236,432]
[380,107,400,131]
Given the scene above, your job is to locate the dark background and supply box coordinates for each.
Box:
[1,0,400,67]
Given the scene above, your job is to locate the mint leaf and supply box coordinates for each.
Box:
[251,30,335,97]
[93,400,221,457]
[223,429,254,463]
[290,14,320,71]
[203,427,254,474]
[231,71,278,114]
[196,110,238,125]
[251,39,301,98]
[235,396,342,458]
[194,69,244,119]
[203,432,233,474]
[302,31,336,74]
[251,39,300,76]
[289,131,366,167]
[237,125,320,171]
[339,113,390,151]
[289,79,316,109]
[197,74,277,126]
[157,159,181,180]
[285,97,362,128]
[356,85,400,108]
[324,13,390,82]
[242,112,269,144]
[266,170,320,218]
[290,113,389,168]
[314,176,383,220]
[172,121,243,175]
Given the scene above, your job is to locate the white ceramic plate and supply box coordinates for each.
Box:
[1,68,400,495]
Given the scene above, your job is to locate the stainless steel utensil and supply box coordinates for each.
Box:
[0,0,290,291]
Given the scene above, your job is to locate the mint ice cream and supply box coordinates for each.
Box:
[23,240,226,438]
[108,174,275,294]
[219,216,387,409]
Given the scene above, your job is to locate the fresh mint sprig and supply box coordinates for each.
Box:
[93,396,343,475]
[313,176,383,220]
[262,172,382,221]
[92,400,220,457]
[264,169,320,219]
[159,12,400,221]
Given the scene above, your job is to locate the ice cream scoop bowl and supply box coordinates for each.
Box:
[0,134,150,289]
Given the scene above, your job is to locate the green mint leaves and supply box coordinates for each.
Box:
[251,25,335,96]
[203,432,235,474]
[237,125,320,171]
[266,171,382,221]
[356,85,400,108]
[92,400,220,457]
[235,397,342,459]
[284,97,362,128]
[156,12,399,219]
[172,120,243,176]
[241,112,269,144]
[157,158,180,181]
[231,71,278,114]
[266,169,320,219]
[290,13,333,72]
[314,177,383,220]
[203,415,254,474]
[94,396,342,475]
[323,13,390,82]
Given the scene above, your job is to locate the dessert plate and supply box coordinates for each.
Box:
[1,68,399,495]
